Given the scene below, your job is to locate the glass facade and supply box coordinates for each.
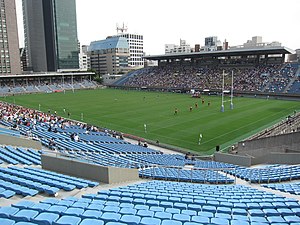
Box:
[53,0,79,69]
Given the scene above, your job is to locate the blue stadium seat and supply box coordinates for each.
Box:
[31,212,60,225]
[139,217,161,225]
[10,209,39,222]
[0,206,19,218]
[53,215,81,225]
[0,218,15,225]
[79,218,104,225]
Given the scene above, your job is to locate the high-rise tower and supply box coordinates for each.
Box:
[0,0,21,74]
[23,0,79,72]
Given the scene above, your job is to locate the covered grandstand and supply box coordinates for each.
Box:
[0,71,98,96]
[112,46,300,96]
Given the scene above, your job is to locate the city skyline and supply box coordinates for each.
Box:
[16,0,300,55]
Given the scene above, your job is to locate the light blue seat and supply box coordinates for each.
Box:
[231,219,250,225]
[277,208,294,216]
[249,209,265,217]
[161,219,182,225]
[119,215,141,225]
[187,204,201,211]
[197,211,214,218]
[232,208,247,215]
[139,217,161,225]
[0,218,15,225]
[232,215,249,221]
[0,190,16,198]
[263,208,280,216]
[0,206,19,218]
[53,215,81,225]
[217,207,231,214]
[119,203,134,208]
[211,217,229,225]
[154,212,172,220]
[215,212,231,220]
[291,208,300,216]
[56,200,74,207]
[63,208,85,217]
[29,203,51,212]
[86,204,104,211]
[46,205,68,215]
[249,216,269,223]
[134,205,149,210]
[100,212,121,223]
[150,206,164,212]
[40,198,59,205]
[31,212,60,225]
[165,208,181,214]
[72,202,89,209]
[267,216,286,224]
[191,216,209,224]
[81,210,102,219]
[284,216,300,223]
[12,201,35,210]
[79,218,104,225]
[10,209,39,222]
[173,214,190,222]
[119,197,133,203]
[246,203,261,209]
[102,206,120,213]
[147,200,160,206]
[119,208,136,215]
[181,210,197,216]
[202,205,216,213]
[105,222,127,225]
[174,203,187,210]
[136,209,154,217]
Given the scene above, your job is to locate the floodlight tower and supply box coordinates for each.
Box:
[230,70,234,110]
[220,70,225,112]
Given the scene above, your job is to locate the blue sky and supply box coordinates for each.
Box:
[16,0,300,55]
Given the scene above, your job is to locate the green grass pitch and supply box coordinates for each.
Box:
[1,89,299,155]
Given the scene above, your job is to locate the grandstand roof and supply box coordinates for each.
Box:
[144,46,295,60]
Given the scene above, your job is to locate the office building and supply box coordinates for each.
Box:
[89,36,130,75]
[23,0,79,72]
[79,45,90,71]
[165,39,192,54]
[0,0,21,74]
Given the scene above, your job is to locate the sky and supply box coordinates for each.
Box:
[15,0,300,55]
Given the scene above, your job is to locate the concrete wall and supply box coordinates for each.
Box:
[237,132,300,157]
[0,134,42,149]
[252,153,300,165]
[214,152,252,167]
[41,154,139,184]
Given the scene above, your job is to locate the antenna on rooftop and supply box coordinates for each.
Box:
[116,22,128,34]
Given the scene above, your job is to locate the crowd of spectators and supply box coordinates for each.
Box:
[124,63,299,93]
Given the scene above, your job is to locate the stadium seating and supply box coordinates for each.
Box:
[0,146,41,165]
[262,182,300,195]
[121,63,300,94]
[225,165,300,183]
[1,180,299,224]
[0,166,99,197]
